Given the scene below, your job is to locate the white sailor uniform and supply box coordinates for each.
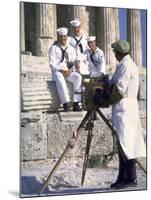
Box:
[68,34,89,74]
[86,47,106,77]
[49,42,82,105]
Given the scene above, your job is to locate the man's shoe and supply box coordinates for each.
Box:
[73,102,82,112]
[110,179,124,189]
[123,179,138,188]
[110,179,137,189]
[63,103,69,112]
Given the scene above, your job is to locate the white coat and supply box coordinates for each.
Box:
[86,47,106,77]
[111,55,146,159]
[68,34,89,74]
[49,42,82,105]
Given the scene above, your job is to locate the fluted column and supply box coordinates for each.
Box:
[36,3,57,57]
[127,9,142,67]
[113,8,120,41]
[96,8,119,71]
[70,6,89,36]
[20,2,25,52]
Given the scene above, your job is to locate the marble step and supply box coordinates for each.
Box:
[22,91,52,97]
[21,81,55,89]
[21,65,50,73]
[22,104,59,111]
[22,94,57,102]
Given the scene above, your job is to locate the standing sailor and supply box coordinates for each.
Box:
[69,18,89,75]
[49,27,82,111]
[86,36,106,77]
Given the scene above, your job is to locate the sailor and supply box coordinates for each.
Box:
[48,27,82,111]
[68,18,89,75]
[86,36,106,77]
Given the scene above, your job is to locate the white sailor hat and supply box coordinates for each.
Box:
[70,19,81,27]
[57,27,68,36]
[86,36,96,42]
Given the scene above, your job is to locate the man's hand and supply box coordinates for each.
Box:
[75,61,80,73]
[59,69,72,77]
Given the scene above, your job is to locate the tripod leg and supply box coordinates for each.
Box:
[40,145,70,194]
[96,108,147,174]
[81,120,94,186]
[40,110,92,194]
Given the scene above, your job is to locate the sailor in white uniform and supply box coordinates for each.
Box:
[86,36,106,77]
[68,19,89,75]
[48,27,82,111]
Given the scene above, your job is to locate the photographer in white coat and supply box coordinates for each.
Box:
[93,40,146,189]
[110,40,146,189]
[68,19,89,75]
[86,36,106,77]
[49,27,82,112]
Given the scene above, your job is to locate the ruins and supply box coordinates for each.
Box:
[20,2,146,165]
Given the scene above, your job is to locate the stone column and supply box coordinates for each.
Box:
[20,2,25,52]
[57,5,96,36]
[127,9,142,67]
[69,5,89,36]
[36,3,57,57]
[96,8,119,71]
[113,8,120,41]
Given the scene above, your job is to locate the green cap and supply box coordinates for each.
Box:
[111,40,130,54]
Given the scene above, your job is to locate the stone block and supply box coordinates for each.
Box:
[138,73,146,100]
[46,113,113,159]
[59,111,86,121]
[21,112,47,161]
[138,100,146,114]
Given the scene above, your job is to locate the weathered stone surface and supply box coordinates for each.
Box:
[59,111,86,121]
[127,10,142,67]
[138,73,146,100]
[21,81,74,112]
[46,112,113,159]
[20,158,146,197]
[21,54,48,66]
[138,100,146,111]
[21,112,47,161]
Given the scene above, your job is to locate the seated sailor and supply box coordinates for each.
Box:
[49,27,82,111]
[69,18,89,75]
[86,36,106,77]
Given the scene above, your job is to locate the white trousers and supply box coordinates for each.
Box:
[79,62,89,75]
[52,71,82,105]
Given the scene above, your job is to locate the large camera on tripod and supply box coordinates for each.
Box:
[81,74,110,110]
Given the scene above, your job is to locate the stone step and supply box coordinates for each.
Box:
[22,99,55,106]
[22,91,52,97]
[21,65,50,73]
[22,94,55,101]
[59,111,86,121]
[21,54,48,65]
[22,81,55,88]
[22,105,58,111]
[22,85,54,91]
[21,80,73,112]
[21,73,51,82]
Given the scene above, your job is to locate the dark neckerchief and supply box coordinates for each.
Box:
[89,48,100,67]
[72,35,83,53]
[57,42,68,63]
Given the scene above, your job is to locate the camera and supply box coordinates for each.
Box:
[81,74,109,109]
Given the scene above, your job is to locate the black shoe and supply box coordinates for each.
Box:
[63,103,69,112]
[110,179,137,189]
[123,179,138,188]
[73,102,82,112]
[110,179,124,189]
